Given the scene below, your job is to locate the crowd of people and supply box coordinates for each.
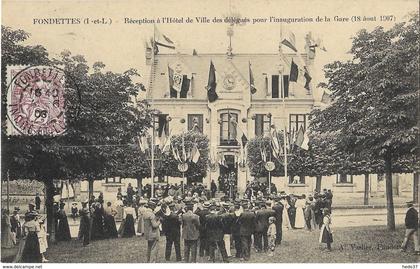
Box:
[1,203,49,263]
[1,183,336,263]
[2,180,419,263]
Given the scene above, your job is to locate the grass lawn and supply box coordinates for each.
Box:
[2,225,418,263]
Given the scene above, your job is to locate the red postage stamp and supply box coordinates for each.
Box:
[6,65,66,136]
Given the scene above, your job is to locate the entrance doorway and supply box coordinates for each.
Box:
[219,155,238,197]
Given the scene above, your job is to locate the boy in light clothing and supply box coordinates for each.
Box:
[267,216,277,256]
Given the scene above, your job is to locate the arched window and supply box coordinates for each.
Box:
[220,111,238,146]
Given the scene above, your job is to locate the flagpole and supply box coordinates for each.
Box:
[151,115,155,197]
[279,26,288,184]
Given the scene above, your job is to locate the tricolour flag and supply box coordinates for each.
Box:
[281,30,297,52]
[154,25,175,49]
[249,61,257,94]
[294,126,304,147]
[206,61,218,102]
[289,59,299,82]
[304,68,312,90]
[191,143,200,163]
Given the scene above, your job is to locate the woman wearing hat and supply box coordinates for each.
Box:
[20,212,42,263]
[1,209,14,248]
[319,208,333,251]
[121,201,136,238]
[56,202,71,241]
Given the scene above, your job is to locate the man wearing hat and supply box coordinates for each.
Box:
[221,202,235,257]
[10,207,21,242]
[205,204,229,262]
[163,202,182,262]
[196,201,211,258]
[238,201,256,261]
[272,198,284,245]
[144,201,161,262]
[401,201,419,255]
[254,201,274,252]
[181,201,200,263]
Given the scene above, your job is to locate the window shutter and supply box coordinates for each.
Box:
[283,75,289,98]
[255,114,263,137]
[271,75,279,98]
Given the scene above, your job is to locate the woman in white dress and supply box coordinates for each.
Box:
[114,197,124,221]
[280,197,291,229]
[37,218,48,262]
[294,195,306,229]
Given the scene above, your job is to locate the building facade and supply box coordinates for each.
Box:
[145,34,325,193]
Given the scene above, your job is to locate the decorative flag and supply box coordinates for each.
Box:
[136,136,144,152]
[168,64,183,92]
[294,126,305,147]
[301,130,309,150]
[289,60,299,82]
[270,127,282,159]
[181,134,187,162]
[304,68,312,90]
[206,61,218,102]
[154,25,175,49]
[281,30,297,52]
[191,144,200,163]
[151,37,159,55]
[241,133,248,148]
[171,143,182,163]
[249,61,257,94]
[260,146,267,162]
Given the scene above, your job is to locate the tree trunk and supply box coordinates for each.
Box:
[44,180,56,243]
[384,151,395,231]
[414,172,419,204]
[88,178,94,204]
[315,175,322,192]
[364,173,370,205]
[136,177,142,196]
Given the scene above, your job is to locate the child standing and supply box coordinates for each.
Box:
[267,216,277,256]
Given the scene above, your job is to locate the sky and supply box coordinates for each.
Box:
[2,0,418,89]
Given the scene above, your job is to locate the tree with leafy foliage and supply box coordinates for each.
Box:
[164,131,209,184]
[1,26,153,240]
[311,14,419,230]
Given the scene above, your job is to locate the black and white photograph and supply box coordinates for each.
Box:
[1,0,419,267]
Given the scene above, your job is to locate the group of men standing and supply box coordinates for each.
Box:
[143,196,286,263]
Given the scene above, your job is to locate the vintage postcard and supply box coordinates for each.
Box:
[1,0,419,267]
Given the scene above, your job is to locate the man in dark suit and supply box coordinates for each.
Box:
[272,199,284,245]
[401,201,419,255]
[210,180,217,198]
[232,203,242,258]
[255,202,275,252]
[196,201,211,257]
[238,202,256,261]
[206,204,229,262]
[221,203,235,257]
[163,203,182,262]
[181,202,200,263]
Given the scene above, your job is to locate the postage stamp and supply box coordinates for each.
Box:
[6,65,67,136]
